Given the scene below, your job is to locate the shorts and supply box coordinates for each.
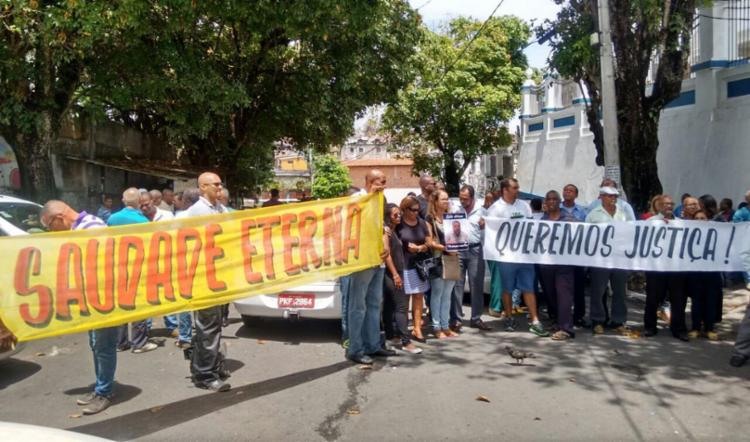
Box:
[403,268,430,295]
[499,262,535,293]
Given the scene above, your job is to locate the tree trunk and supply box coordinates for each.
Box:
[618,106,663,215]
[442,153,461,197]
[13,115,58,203]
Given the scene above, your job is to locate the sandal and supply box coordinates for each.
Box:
[551,330,572,341]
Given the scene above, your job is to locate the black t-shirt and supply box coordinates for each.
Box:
[396,219,428,269]
[416,194,429,219]
[387,229,405,276]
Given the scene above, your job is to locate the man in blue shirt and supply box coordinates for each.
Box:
[108,187,158,354]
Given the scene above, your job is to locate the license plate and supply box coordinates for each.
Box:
[278,293,315,309]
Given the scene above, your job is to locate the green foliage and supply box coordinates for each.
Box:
[0,0,422,198]
[383,16,530,195]
[97,0,422,191]
[311,154,351,199]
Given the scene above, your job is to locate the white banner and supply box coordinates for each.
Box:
[483,218,750,272]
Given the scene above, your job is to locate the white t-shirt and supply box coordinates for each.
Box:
[487,198,532,219]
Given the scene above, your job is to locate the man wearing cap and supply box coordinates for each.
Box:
[585,185,635,335]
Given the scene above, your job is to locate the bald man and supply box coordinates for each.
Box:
[416,174,435,219]
[345,169,395,365]
[184,172,231,392]
[108,188,158,354]
[41,200,116,415]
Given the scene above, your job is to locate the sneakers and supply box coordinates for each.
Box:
[592,324,605,335]
[195,378,231,392]
[730,354,748,367]
[169,328,179,338]
[687,330,700,339]
[81,395,111,415]
[529,322,550,337]
[76,392,97,406]
[401,343,423,354]
[614,325,630,336]
[469,319,492,331]
[504,318,517,332]
[132,342,158,353]
[705,331,719,341]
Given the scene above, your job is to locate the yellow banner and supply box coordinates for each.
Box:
[0,193,384,342]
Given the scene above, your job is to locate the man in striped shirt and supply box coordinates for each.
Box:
[41,200,117,415]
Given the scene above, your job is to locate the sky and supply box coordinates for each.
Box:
[409,0,562,68]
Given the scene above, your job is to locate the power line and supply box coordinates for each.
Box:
[415,0,435,10]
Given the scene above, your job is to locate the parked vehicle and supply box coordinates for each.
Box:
[0,195,43,361]
[233,279,342,326]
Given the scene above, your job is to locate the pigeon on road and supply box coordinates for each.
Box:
[505,346,535,365]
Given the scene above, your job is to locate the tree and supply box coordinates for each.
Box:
[383,16,530,195]
[1,1,422,199]
[539,0,697,212]
[0,1,127,201]
[97,0,422,191]
[311,154,351,199]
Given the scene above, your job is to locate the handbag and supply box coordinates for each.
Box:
[414,253,442,281]
[441,253,460,281]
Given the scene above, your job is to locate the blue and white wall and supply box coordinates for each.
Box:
[517,2,750,206]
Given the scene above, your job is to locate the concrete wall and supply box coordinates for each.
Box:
[517,2,750,207]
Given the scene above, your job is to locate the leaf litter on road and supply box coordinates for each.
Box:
[475,395,491,403]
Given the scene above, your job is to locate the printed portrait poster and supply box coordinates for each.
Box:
[444,212,469,252]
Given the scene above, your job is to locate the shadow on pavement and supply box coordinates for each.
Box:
[66,360,352,441]
[235,318,341,344]
[0,359,42,390]
[63,382,143,405]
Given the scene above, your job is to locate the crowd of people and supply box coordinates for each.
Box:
[340,171,750,369]
[2,167,750,416]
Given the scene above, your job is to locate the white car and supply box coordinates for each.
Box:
[0,194,43,361]
[233,279,342,326]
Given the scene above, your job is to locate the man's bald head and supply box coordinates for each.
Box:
[365,169,386,194]
[41,200,77,231]
[419,174,436,195]
[198,172,223,204]
[122,187,141,208]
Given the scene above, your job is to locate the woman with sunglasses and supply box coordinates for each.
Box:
[383,203,422,354]
[397,195,432,343]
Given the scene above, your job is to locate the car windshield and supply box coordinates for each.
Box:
[0,202,45,233]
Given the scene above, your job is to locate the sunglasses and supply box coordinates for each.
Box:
[407,207,420,212]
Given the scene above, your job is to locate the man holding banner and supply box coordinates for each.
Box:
[346,169,393,365]
[487,178,548,337]
[108,188,159,354]
[40,200,116,415]
[186,172,231,392]
[585,186,635,335]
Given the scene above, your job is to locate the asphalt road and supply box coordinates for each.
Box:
[1,290,749,441]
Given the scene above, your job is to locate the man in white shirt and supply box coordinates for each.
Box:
[486,178,549,337]
[140,190,175,222]
[585,186,635,335]
[451,185,491,331]
[185,172,231,392]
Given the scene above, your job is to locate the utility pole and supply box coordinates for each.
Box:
[596,0,621,185]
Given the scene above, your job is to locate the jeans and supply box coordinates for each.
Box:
[451,246,485,323]
[346,267,384,358]
[117,320,149,350]
[178,312,192,343]
[488,260,503,312]
[340,275,351,341]
[430,277,456,330]
[589,269,628,325]
[89,326,119,397]
[164,315,178,331]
